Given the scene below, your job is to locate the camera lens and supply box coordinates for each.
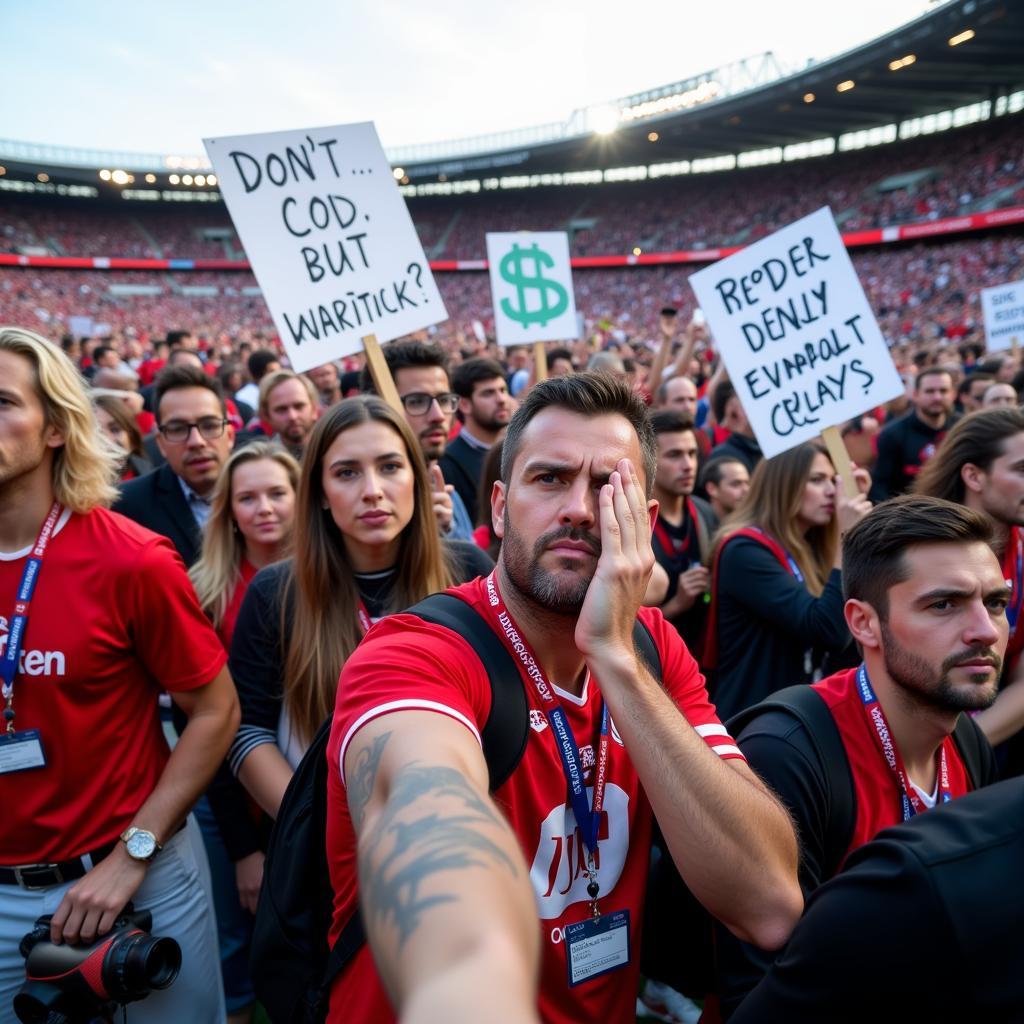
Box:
[105,932,182,999]
[141,937,182,989]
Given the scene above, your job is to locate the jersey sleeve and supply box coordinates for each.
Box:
[638,606,745,761]
[334,612,494,784]
[127,535,226,692]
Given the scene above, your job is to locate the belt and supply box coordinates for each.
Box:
[0,840,119,889]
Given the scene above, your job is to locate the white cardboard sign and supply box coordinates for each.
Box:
[980,280,1024,353]
[486,232,578,346]
[204,122,445,372]
[689,207,903,459]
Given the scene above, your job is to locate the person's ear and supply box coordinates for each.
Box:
[961,462,985,496]
[492,480,506,540]
[646,498,659,533]
[845,598,882,650]
[43,422,66,451]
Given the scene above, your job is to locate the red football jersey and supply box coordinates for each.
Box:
[812,668,975,860]
[325,576,743,1024]
[0,508,226,863]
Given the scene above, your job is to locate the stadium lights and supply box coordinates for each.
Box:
[949,29,975,46]
[591,105,620,136]
[632,247,642,256]
[169,174,180,185]
[647,132,659,142]
[889,54,917,70]
[393,166,405,180]
[207,174,217,186]
[836,79,856,92]
[99,169,111,181]
[145,173,156,184]
[0,166,6,176]
[803,92,815,103]
[111,170,130,185]
[182,174,194,185]
[195,174,206,186]
[37,172,49,182]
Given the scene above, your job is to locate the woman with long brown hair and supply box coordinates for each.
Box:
[227,396,492,818]
[705,440,870,719]
[93,393,153,481]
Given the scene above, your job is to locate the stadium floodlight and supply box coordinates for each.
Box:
[145,173,157,184]
[590,105,620,136]
[111,170,130,185]
[836,79,855,92]
[99,169,111,181]
[207,174,217,186]
[169,174,180,185]
[182,174,193,185]
[37,173,49,182]
[195,174,206,186]
[803,92,815,103]
[889,54,916,70]
[632,247,642,256]
[0,167,6,177]
[393,166,405,180]
[949,29,975,46]
[648,132,659,142]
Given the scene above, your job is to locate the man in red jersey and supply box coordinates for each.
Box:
[325,373,801,1023]
[719,494,1004,1018]
[0,327,240,1022]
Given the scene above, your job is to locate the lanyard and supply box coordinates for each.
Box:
[2,503,62,734]
[484,573,610,910]
[752,527,804,584]
[1004,527,1023,635]
[856,664,951,820]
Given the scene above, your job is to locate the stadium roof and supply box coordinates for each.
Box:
[0,0,1020,193]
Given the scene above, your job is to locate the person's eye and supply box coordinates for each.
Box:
[382,461,404,473]
[335,468,357,480]
[988,597,1010,613]
[929,599,952,611]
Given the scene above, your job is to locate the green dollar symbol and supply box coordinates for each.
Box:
[499,243,569,328]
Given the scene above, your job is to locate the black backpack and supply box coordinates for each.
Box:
[250,592,662,1024]
[640,683,992,1000]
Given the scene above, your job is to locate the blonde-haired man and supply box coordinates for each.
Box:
[0,327,239,1021]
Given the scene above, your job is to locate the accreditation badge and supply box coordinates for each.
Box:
[565,909,630,987]
[0,729,47,774]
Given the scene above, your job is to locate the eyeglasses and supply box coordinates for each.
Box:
[158,417,228,443]
[399,392,459,416]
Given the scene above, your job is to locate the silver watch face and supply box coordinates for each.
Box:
[126,830,157,860]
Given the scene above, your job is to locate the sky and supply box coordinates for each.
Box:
[4,0,937,158]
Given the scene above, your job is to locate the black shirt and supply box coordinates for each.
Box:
[731,778,1024,1023]
[869,409,957,502]
[439,432,489,525]
[711,537,850,720]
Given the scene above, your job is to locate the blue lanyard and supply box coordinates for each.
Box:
[485,573,609,859]
[2,503,62,733]
[1006,529,1023,634]
[751,527,804,583]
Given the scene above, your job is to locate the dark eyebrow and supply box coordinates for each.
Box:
[329,451,405,469]
[917,586,1011,604]
[521,459,614,485]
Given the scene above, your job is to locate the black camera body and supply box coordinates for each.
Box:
[14,906,181,1024]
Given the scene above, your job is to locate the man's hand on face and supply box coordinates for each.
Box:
[575,458,655,664]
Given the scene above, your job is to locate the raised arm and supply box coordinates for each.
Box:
[345,711,541,1024]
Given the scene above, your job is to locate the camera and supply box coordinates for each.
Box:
[14,906,181,1024]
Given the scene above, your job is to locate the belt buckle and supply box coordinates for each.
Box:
[13,864,63,889]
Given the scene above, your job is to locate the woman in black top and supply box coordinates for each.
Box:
[707,440,870,719]
[227,396,492,820]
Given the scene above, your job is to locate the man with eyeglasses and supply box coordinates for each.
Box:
[115,364,235,567]
[361,341,475,540]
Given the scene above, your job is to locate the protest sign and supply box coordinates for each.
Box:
[203,122,446,374]
[68,315,94,338]
[689,206,903,461]
[486,232,578,347]
[980,280,1024,353]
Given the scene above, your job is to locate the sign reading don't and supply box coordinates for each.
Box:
[204,121,445,372]
[689,206,902,460]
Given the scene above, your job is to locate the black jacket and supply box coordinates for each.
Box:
[113,463,202,567]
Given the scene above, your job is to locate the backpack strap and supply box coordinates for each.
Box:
[407,592,530,790]
[704,528,795,669]
[951,712,992,790]
[727,684,855,879]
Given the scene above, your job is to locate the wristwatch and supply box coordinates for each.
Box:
[119,827,163,862]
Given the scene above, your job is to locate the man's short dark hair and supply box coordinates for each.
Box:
[548,347,574,367]
[842,495,993,619]
[451,357,506,399]
[699,454,745,490]
[914,367,953,391]
[958,374,993,399]
[649,409,695,437]
[359,340,448,393]
[711,380,736,424]
[501,372,657,497]
[247,349,280,383]
[92,344,116,364]
[165,330,192,349]
[154,364,225,424]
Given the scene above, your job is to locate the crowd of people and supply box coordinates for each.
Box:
[3,287,1024,1024]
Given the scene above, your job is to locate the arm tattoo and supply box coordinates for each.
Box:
[348,732,391,830]
[359,763,519,947]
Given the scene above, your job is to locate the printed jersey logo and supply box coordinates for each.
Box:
[0,616,66,677]
[529,783,629,919]
[529,710,549,734]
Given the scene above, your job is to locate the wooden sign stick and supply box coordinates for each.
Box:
[820,424,859,500]
[361,333,403,414]
[534,342,549,383]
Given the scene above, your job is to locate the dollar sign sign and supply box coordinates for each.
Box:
[499,243,569,328]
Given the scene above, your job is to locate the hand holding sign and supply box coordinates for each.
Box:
[689,207,903,462]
